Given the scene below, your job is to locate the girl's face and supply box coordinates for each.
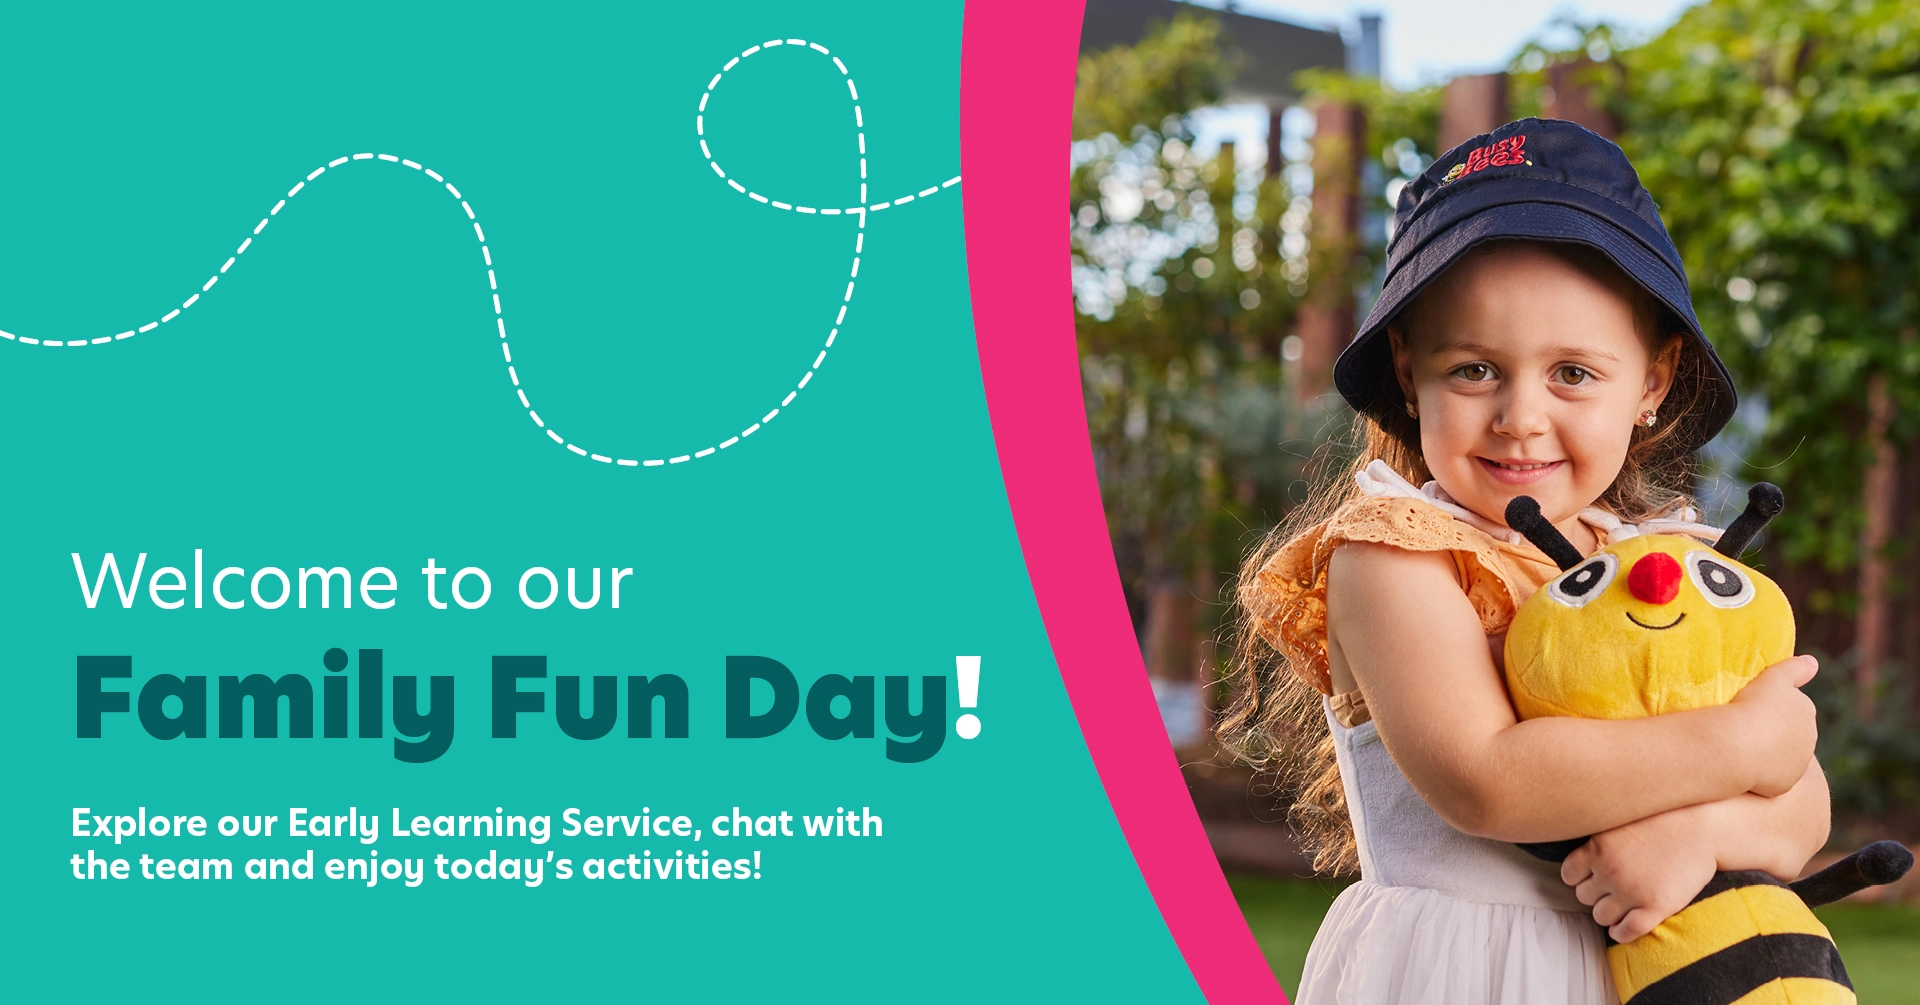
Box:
[1390,243,1681,541]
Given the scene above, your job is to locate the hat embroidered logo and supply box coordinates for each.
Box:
[1441,134,1531,185]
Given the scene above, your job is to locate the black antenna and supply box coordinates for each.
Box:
[1504,496,1583,571]
[1715,483,1785,558]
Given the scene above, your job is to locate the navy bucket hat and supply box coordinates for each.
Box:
[1332,117,1737,453]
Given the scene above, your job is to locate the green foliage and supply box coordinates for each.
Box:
[1074,12,1239,142]
[1294,70,1443,309]
[1618,0,1920,571]
[1805,655,1920,819]
[1295,69,1443,161]
[1073,14,1320,622]
[1505,19,1633,122]
[1069,17,1450,640]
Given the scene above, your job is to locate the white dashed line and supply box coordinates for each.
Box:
[2,39,960,471]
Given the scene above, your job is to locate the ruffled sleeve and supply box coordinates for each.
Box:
[1244,495,1560,695]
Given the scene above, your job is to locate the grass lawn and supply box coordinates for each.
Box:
[1227,873,1920,1001]
[1225,874,1351,998]
[1818,901,1920,1004]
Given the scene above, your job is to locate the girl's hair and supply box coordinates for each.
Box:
[1215,240,1716,874]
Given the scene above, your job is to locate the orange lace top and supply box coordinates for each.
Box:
[1245,494,1567,697]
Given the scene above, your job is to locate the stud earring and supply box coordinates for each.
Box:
[1405,401,1419,419]
[1638,409,1658,428]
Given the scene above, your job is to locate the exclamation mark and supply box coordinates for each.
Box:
[956,655,981,739]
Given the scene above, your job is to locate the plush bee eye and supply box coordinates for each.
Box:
[1686,551,1756,608]
[1547,554,1618,608]
[1698,562,1740,596]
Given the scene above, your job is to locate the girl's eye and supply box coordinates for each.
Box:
[1454,363,1493,382]
[1557,365,1591,385]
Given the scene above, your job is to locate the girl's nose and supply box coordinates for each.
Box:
[1491,386,1553,440]
[1628,552,1683,604]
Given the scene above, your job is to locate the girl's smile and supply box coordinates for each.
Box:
[1478,457,1566,484]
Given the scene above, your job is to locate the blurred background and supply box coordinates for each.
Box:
[1071,0,1920,994]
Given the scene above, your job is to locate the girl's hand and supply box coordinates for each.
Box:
[1562,805,1716,943]
[1564,758,1832,944]
[1728,655,1819,797]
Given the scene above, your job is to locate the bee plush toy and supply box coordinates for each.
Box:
[1501,485,1913,1005]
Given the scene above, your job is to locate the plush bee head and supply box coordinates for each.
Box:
[1501,485,1795,721]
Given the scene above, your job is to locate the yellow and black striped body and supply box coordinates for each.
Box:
[1610,870,1851,1005]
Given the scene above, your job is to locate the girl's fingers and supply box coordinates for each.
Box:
[1591,893,1629,928]
[1750,654,1818,690]
[1573,875,1607,907]
[1561,849,1594,887]
[1611,907,1660,944]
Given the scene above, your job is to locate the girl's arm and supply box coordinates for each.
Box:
[1325,541,1818,842]
[1561,758,1830,942]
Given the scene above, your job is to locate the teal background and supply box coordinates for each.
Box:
[0,3,1202,999]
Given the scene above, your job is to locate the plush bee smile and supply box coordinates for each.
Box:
[1626,611,1686,630]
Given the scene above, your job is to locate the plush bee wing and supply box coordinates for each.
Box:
[1714,483,1785,558]
[1504,496,1583,572]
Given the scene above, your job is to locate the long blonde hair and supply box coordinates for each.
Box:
[1215,241,1714,874]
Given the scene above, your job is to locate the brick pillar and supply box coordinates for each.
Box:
[1901,431,1920,718]
[1439,73,1508,152]
[1541,59,1618,138]
[1267,105,1285,179]
[1858,373,1898,719]
[1294,100,1363,400]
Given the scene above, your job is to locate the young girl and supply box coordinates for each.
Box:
[1222,119,1830,1004]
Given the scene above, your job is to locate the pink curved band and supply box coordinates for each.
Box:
[959,3,1286,1001]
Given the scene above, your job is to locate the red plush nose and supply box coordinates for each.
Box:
[1628,552,1683,605]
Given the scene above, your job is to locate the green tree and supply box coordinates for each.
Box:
[1505,19,1633,123]
[1293,70,1444,314]
[1617,0,1920,708]
[1072,13,1311,699]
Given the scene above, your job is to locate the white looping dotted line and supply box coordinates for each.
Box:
[1,38,961,469]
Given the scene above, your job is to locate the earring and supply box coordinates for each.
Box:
[1638,409,1658,428]
[1405,401,1419,419]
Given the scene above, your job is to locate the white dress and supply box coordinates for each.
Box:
[1293,700,1616,1004]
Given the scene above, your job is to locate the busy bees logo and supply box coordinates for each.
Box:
[1440,134,1530,184]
